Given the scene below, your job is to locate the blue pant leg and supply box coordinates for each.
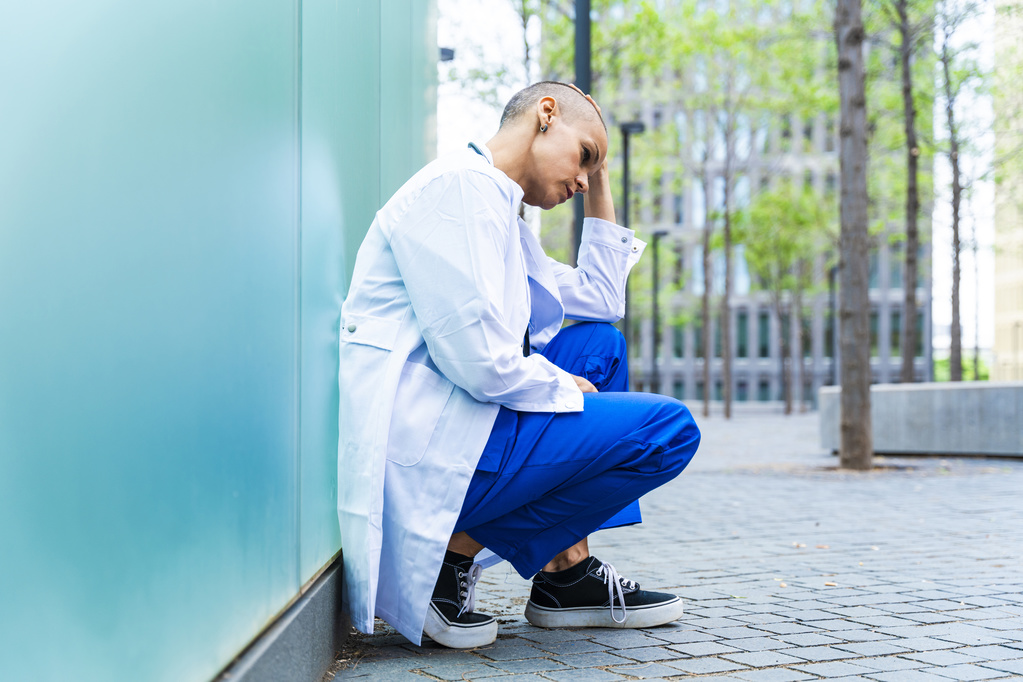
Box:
[538,322,641,528]
[538,322,629,393]
[455,393,700,578]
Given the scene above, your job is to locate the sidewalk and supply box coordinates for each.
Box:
[330,408,1023,681]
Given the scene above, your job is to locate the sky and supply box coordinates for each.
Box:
[436,0,997,353]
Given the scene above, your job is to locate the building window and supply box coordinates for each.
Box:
[869,250,880,290]
[673,243,685,285]
[870,310,879,357]
[757,378,770,401]
[714,381,723,401]
[673,194,684,225]
[673,325,685,359]
[890,244,904,289]
[802,316,812,358]
[714,317,722,358]
[737,310,749,358]
[916,313,925,358]
[737,380,748,401]
[780,114,793,152]
[696,381,705,401]
[694,320,704,359]
[891,310,902,358]
[673,380,685,401]
[758,311,770,358]
[825,115,837,152]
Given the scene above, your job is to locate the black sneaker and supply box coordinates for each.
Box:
[524,556,684,628]
[423,551,497,648]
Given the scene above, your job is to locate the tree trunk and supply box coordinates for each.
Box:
[721,102,734,420]
[784,304,793,415]
[897,0,920,383]
[835,0,873,469]
[702,168,713,417]
[942,34,963,382]
[795,282,807,413]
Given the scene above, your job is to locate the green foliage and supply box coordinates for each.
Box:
[933,354,989,381]
[740,181,837,304]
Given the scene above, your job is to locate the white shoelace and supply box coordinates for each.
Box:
[594,561,638,624]
[457,562,484,617]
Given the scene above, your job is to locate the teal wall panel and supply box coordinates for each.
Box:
[0,1,436,680]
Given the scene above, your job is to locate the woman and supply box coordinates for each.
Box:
[338,81,700,649]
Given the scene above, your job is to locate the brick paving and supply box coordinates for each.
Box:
[331,407,1023,681]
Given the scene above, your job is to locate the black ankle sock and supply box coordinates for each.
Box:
[540,556,594,581]
[444,549,474,566]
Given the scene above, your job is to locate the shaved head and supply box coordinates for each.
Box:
[500,81,606,130]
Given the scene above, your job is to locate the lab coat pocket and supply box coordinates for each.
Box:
[387,361,454,467]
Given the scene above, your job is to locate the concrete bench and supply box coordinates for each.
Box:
[819,382,1023,457]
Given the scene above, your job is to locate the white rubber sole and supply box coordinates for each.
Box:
[423,603,498,648]
[524,597,684,629]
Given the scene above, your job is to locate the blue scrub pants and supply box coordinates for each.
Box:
[453,322,701,579]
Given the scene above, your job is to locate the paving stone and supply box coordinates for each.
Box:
[607,662,686,679]
[827,629,894,643]
[808,619,872,632]
[708,626,780,640]
[472,675,552,681]
[725,637,795,652]
[721,650,806,667]
[516,630,592,644]
[416,660,503,680]
[977,658,1023,675]
[784,645,862,662]
[884,637,959,651]
[664,656,749,674]
[863,670,955,681]
[902,649,982,666]
[960,644,1023,660]
[776,632,845,647]
[533,640,606,655]
[928,664,1008,681]
[541,669,626,682]
[476,644,547,661]
[607,646,685,662]
[553,652,633,668]
[647,628,716,644]
[851,656,929,672]
[668,640,743,657]
[338,669,426,681]
[732,669,816,681]
[790,660,876,677]
[586,631,669,649]
[833,641,911,656]
[755,622,819,635]
[482,658,570,675]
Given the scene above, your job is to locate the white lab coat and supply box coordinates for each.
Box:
[337,144,645,644]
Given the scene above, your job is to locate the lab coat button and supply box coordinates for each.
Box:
[565,399,579,409]
[621,237,628,243]
[347,323,357,333]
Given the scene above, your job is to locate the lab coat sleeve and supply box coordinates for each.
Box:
[549,217,646,321]
[388,171,583,413]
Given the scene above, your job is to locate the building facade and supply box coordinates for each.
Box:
[993,0,1023,381]
[623,100,934,407]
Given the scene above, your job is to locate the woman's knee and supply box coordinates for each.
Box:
[655,399,701,476]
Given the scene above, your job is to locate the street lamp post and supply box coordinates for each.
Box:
[651,229,669,394]
[620,121,645,369]
[573,0,591,263]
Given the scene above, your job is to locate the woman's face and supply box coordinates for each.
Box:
[520,113,607,210]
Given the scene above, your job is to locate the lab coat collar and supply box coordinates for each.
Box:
[468,141,494,165]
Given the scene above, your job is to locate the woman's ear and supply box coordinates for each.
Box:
[536,96,558,132]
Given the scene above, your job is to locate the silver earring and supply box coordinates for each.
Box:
[540,124,548,133]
